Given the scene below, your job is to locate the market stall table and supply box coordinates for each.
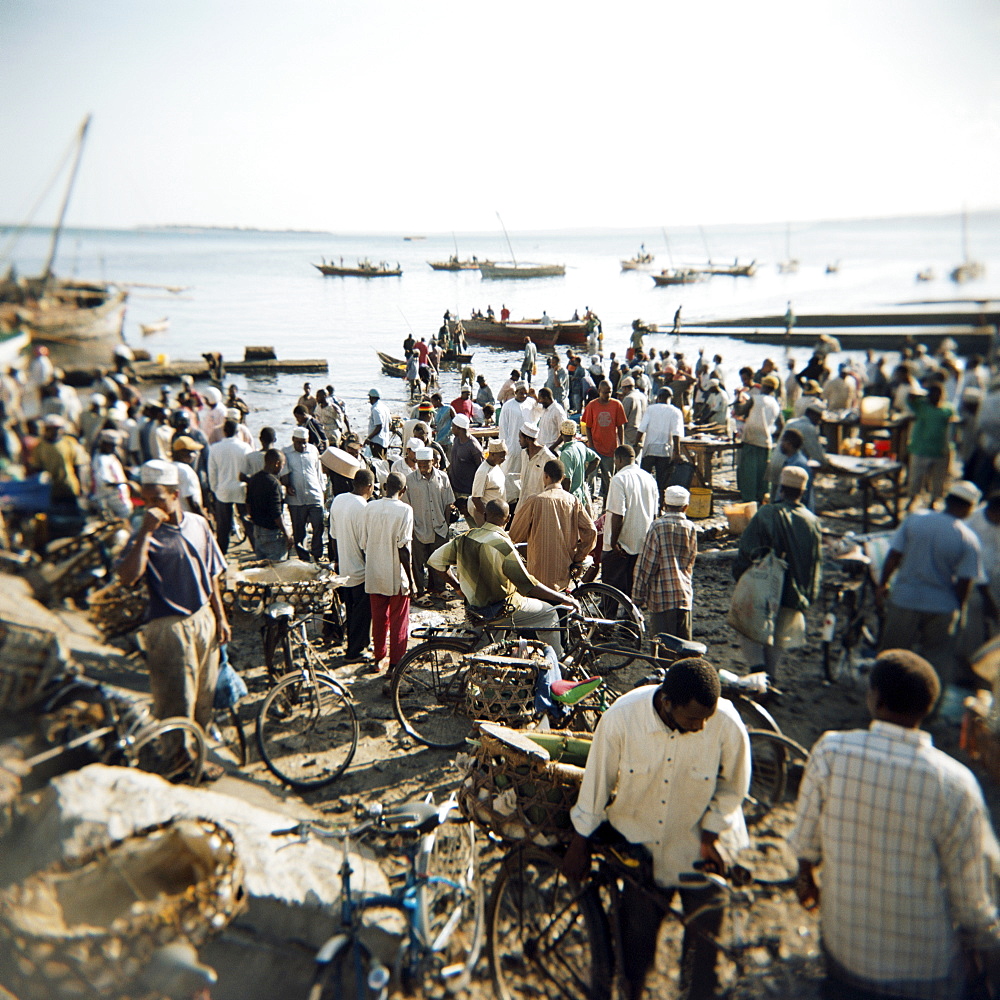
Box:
[679,436,740,490]
[824,454,904,533]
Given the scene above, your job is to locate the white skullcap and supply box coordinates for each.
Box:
[948,480,982,506]
[225,407,242,421]
[452,413,471,430]
[520,422,539,439]
[204,387,222,404]
[663,485,690,507]
[415,448,434,460]
[406,437,423,452]
[140,460,180,486]
[291,426,309,440]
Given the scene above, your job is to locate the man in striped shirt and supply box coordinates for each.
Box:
[631,486,697,640]
[790,649,1000,999]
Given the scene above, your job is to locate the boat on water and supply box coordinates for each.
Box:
[448,317,559,349]
[701,259,757,278]
[825,261,840,275]
[0,116,128,371]
[313,259,402,277]
[651,268,705,287]
[621,249,655,271]
[428,257,487,272]
[777,222,799,273]
[950,208,985,284]
[140,316,170,336]
[479,261,565,280]
[377,351,407,378]
[916,268,935,282]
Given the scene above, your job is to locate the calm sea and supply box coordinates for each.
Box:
[5,212,1000,436]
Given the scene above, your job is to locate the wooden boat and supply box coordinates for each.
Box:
[448,318,558,349]
[139,317,170,336]
[479,261,565,280]
[428,258,488,271]
[621,251,655,271]
[777,222,799,273]
[701,259,757,278]
[825,262,840,275]
[651,268,705,287]
[2,117,129,371]
[950,208,985,284]
[376,350,406,378]
[916,268,935,282]
[313,259,402,277]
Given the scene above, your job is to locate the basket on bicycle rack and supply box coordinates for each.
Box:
[461,640,551,728]
[229,560,349,615]
[458,722,592,847]
[0,818,246,1000]
[87,581,149,638]
[0,621,70,715]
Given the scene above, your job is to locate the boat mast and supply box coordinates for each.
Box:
[496,212,518,268]
[661,227,675,267]
[42,114,92,282]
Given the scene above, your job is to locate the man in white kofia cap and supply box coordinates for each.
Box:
[404,446,456,599]
[632,485,698,640]
[117,460,230,780]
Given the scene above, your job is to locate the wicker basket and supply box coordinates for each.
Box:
[461,639,550,728]
[458,722,591,847]
[0,622,68,715]
[0,818,246,1000]
[87,581,149,639]
[229,561,346,615]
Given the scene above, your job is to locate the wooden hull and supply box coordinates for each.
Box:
[449,318,558,349]
[140,318,170,336]
[479,261,565,280]
[313,263,402,277]
[621,256,655,270]
[21,287,128,370]
[427,260,486,271]
[133,356,329,381]
[651,270,705,287]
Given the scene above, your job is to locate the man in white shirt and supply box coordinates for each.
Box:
[405,449,455,598]
[171,436,206,517]
[636,386,685,512]
[91,430,133,519]
[603,444,659,597]
[329,469,374,662]
[565,658,750,1000]
[207,417,252,555]
[391,438,421,481]
[521,337,538,384]
[469,439,507,527]
[358,472,414,672]
[282,426,327,562]
[536,386,567,449]
[791,650,1000,998]
[365,388,392,460]
[498,382,537,453]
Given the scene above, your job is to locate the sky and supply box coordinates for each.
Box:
[1,0,999,234]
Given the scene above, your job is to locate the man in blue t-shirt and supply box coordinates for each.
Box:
[877,479,983,688]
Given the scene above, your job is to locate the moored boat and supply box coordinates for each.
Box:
[479,261,565,280]
[448,317,559,349]
[428,258,488,271]
[376,350,406,378]
[140,316,170,336]
[621,251,655,271]
[651,268,705,287]
[314,259,402,277]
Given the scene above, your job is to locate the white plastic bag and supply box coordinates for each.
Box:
[727,549,787,646]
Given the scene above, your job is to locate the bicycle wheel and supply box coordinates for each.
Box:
[308,935,389,1000]
[208,705,248,767]
[418,820,485,980]
[256,673,359,790]
[729,694,779,735]
[744,729,809,826]
[126,717,207,785]
[488,845,612,1000]
[570,583,644,673]
[391,639,475,749]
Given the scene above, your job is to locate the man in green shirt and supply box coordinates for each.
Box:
[732,465,821,678]
[557,419,599,510]
[906,382,954,511]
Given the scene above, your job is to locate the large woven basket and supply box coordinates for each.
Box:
[0,818,246,1000]
[0,621,68,715]
[458,723,591,848]
[87,581,149,639]
[461,639,550,728]
[229,560,347,615]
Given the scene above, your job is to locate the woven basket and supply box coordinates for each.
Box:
[87,582,149,639]
[0,622,68,715]
[0,818,246,1000]
[230,561,345,615]
[458,723,591,847]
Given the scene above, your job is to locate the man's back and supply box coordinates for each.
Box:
[509,485,596,590]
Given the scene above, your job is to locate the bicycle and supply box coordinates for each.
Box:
[390,594,644,750]
[255,599,360,790]
[487,842,795,1000]
[273,796,484,999]
[32,674,207,784]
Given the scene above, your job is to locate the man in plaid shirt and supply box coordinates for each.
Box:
[632,485,697,639]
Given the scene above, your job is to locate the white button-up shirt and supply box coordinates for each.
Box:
[604,463,659,554]
[538,400,568,449]
[359,497,413,596]
[282,444,325,507]
[328,492,368,587]
[208,436,252,503]
[405,468,455,545]
[638,402,685,459]
[571,686,750,887]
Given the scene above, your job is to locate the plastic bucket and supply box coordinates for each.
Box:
[688,487,713,519]
[724,501,757,535]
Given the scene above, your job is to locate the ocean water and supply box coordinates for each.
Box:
[5,212,999,436]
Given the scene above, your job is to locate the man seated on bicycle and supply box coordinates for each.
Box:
[427,498,578,658]
[564,658,751,1000]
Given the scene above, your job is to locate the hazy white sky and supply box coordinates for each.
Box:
[2,0,998,233]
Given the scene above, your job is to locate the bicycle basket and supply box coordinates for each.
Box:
[0,621,70,715]
[0,818,246,1000]
[87,581,149,639]
[229,560,348,615]
[458,722,592,847]
[461,639,550,728]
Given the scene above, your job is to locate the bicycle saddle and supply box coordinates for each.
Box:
[382,800,442,834]
[654,633,707,657]
[264,600,296,619]
[551,677,603,704]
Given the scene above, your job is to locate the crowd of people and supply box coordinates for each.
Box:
[4,325,1000,998]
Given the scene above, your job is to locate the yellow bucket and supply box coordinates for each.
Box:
[724,501,758,535]
[688,487,712,519]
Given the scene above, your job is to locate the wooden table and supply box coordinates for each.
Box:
[858,414,913,467]
[824,455,904,532]
[679,436,740,490]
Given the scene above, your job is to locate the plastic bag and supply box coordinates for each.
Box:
[213,644,247,709]
[726,549,787,645]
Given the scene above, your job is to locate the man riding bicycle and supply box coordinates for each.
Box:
[427,498,578,658]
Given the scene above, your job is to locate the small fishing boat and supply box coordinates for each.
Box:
[777,222,799,273]
[620,250,655,271]
[950,208,985,284]
[651,268,705,287]
[376,351,407,378]
[702,259,757,278]
[428,257,488,271]
[140,317,170,336]
[916,268,935,282]
[314,259,402,277]
[825,262,840,275]
[449,318,559,349]
[479,261,565,280]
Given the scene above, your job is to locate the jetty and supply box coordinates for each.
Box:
[132,347,328,383]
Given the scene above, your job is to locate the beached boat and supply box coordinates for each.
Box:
[376,351,407,378]
[140,316,170,336]
[651,268,705,287]
[450,315,584,346]
[313,260,402,277]
[479,261,565,280]
[428,258,488,271]
[448,318,558,349]
[0,117,129,371]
